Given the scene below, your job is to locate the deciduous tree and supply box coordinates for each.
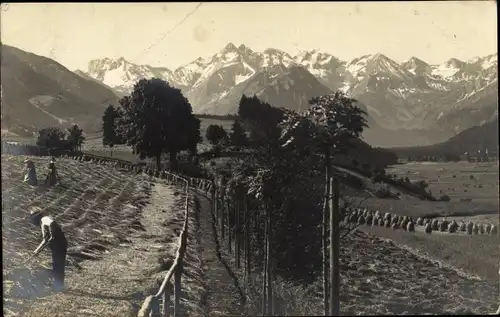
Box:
[206,124,228,147]
[66,124,85,152]
[102,105,123,156]
[229,120,249,147]
[36,127,66,154]
[116,78,200,171]
[280,91,368,316]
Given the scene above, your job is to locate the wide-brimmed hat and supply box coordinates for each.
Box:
[29,206,43,215]
[28,208,44,221]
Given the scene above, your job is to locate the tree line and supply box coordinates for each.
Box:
[35,124,85,155]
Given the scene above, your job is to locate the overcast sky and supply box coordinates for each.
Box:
[1,2,497,71]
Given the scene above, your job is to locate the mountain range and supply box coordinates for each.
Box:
[1,42,497,148]
[78,43,498,146]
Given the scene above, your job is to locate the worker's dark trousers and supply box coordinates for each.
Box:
[49,238,68,291]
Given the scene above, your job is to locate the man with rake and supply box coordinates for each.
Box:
[30,210,68,292]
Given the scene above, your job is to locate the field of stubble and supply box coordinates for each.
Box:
[228,229,499,316]
[1,155,199,317]
[386,161,499,217]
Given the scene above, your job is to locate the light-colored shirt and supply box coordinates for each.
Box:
[34,216,57,255]
[41,216,55,240]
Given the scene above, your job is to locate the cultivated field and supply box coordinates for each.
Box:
[2,155,201,317]
[339,161,498,220]
[353,162,499,287]
[387,161,499,212]
[225,229,499,315]
[339,231,498,315]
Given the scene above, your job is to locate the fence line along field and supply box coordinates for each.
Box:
[1,154,201,317]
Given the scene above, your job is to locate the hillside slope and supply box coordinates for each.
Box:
[1,44,119,135]
[192,65,334,115]
[390,118,499,158]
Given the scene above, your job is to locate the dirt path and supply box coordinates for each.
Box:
[197,194,245,317]
[16,182,183,317]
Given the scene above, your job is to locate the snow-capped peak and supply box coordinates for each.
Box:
[238,44,253,55]
[294,49,334,64]
[223,42,238,52]
[468,56,481,64]
[260,48,295,68]
[401,57,431,76]
[429,58,468,79]
[444,58,466,69]
[478,53,498,70]
[402,56,429,68]
[346,53,412,81]
[85,57,178,95]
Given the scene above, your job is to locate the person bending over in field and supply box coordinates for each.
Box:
[30,210,68,292]
[23,159,38,186]
[44,158,61,186]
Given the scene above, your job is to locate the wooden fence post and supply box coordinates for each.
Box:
[323,149,331,316]
[174,233,187,317]
[235,193,241,269]
[244,193,251,284]
[150,296,160,316]
[266,203,273,317]
[227,198,232,255]
[212,181,218,220]
[329,177,340,316]
[162,287,171,316]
